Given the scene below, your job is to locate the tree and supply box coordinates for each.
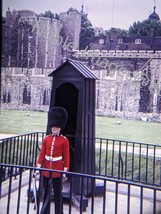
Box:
[68,7,79,13]
[115,28,128,36]
[79,13,95,50]
[39,10,59,20]
[128,19,161,36]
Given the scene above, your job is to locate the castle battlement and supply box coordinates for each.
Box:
[1,67,53,77]
[5,9,60,25]
[6,9,37,18]
[73,50,161,59]
[59,11,80,19]
[20,15,60,25]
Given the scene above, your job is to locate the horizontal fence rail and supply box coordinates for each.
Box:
[95,137,161,186]
[0,164,161,214]
[0,132,45,180]
[0,132,161,186]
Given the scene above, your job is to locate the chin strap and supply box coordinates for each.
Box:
[51,133,60,136]
[51,129,61,136]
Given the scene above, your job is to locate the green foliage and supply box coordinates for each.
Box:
[79,13,95,50]
[39,10,59,20]
[67,7,79,13]
[95,148,161,184]
[59,26,68,59]
[10,18,19,57]
[128,19,161,36]
[109,27,128,36]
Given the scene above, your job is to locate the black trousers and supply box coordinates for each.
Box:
[40,176,63,214]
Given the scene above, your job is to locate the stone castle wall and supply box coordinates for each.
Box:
[73,50,161,121]
[1,8,161,121]
[1,50,161,122]
[2,9,81,69]
[2,10,62,69]
[1,67,53,111]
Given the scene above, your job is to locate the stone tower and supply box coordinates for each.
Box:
[59,9,81,50]
[2,8,62,69]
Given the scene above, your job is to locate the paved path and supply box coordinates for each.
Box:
[1,171,161,214]
[1,182,161,214]
[1,133,161,213]
[0,133,17,139]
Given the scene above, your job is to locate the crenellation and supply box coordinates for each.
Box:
[74,50,161,59]
[1,8,161,121]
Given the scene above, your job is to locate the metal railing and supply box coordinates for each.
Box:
[1,133,161,213]
[95,138,161,186]
[1,132,161,186]
[0,163,161,214]
[0,132,45,180]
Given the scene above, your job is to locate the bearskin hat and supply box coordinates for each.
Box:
[48,107,68,129]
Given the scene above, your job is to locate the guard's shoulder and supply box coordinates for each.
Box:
[60,134,67,139]
[44,134,52,139]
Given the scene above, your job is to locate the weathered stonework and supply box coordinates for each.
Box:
[1,9,161,122]
[1,51,161,122]
[1,67,53,111]
[2,9,81,69]
[59,11,81,50]
[73,50,161,121]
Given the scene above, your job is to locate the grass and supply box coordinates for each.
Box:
[0,109,47,134]
[1,109,161,184]
[96,116,161,145]
[0,109,161,145]
[95,149,161,185]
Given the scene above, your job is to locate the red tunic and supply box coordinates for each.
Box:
[37,134,70,178]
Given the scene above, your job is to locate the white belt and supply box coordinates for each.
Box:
[45,155,62,162]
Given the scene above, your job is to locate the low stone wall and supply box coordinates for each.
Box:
[96,109,161,122]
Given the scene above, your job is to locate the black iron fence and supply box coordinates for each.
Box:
[0,132,161,186]
[0,132,45,181]
[0,163,161,214]
[95,137,161,186]
[1,133,161,213]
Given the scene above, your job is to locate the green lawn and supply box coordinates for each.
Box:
[0,109,161,145]
[0,109,47,134]
[96,116,161,145]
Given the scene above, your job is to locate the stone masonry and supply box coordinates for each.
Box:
[1,50,161,122]
[1,9,161,122]
[73,50,161,121]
